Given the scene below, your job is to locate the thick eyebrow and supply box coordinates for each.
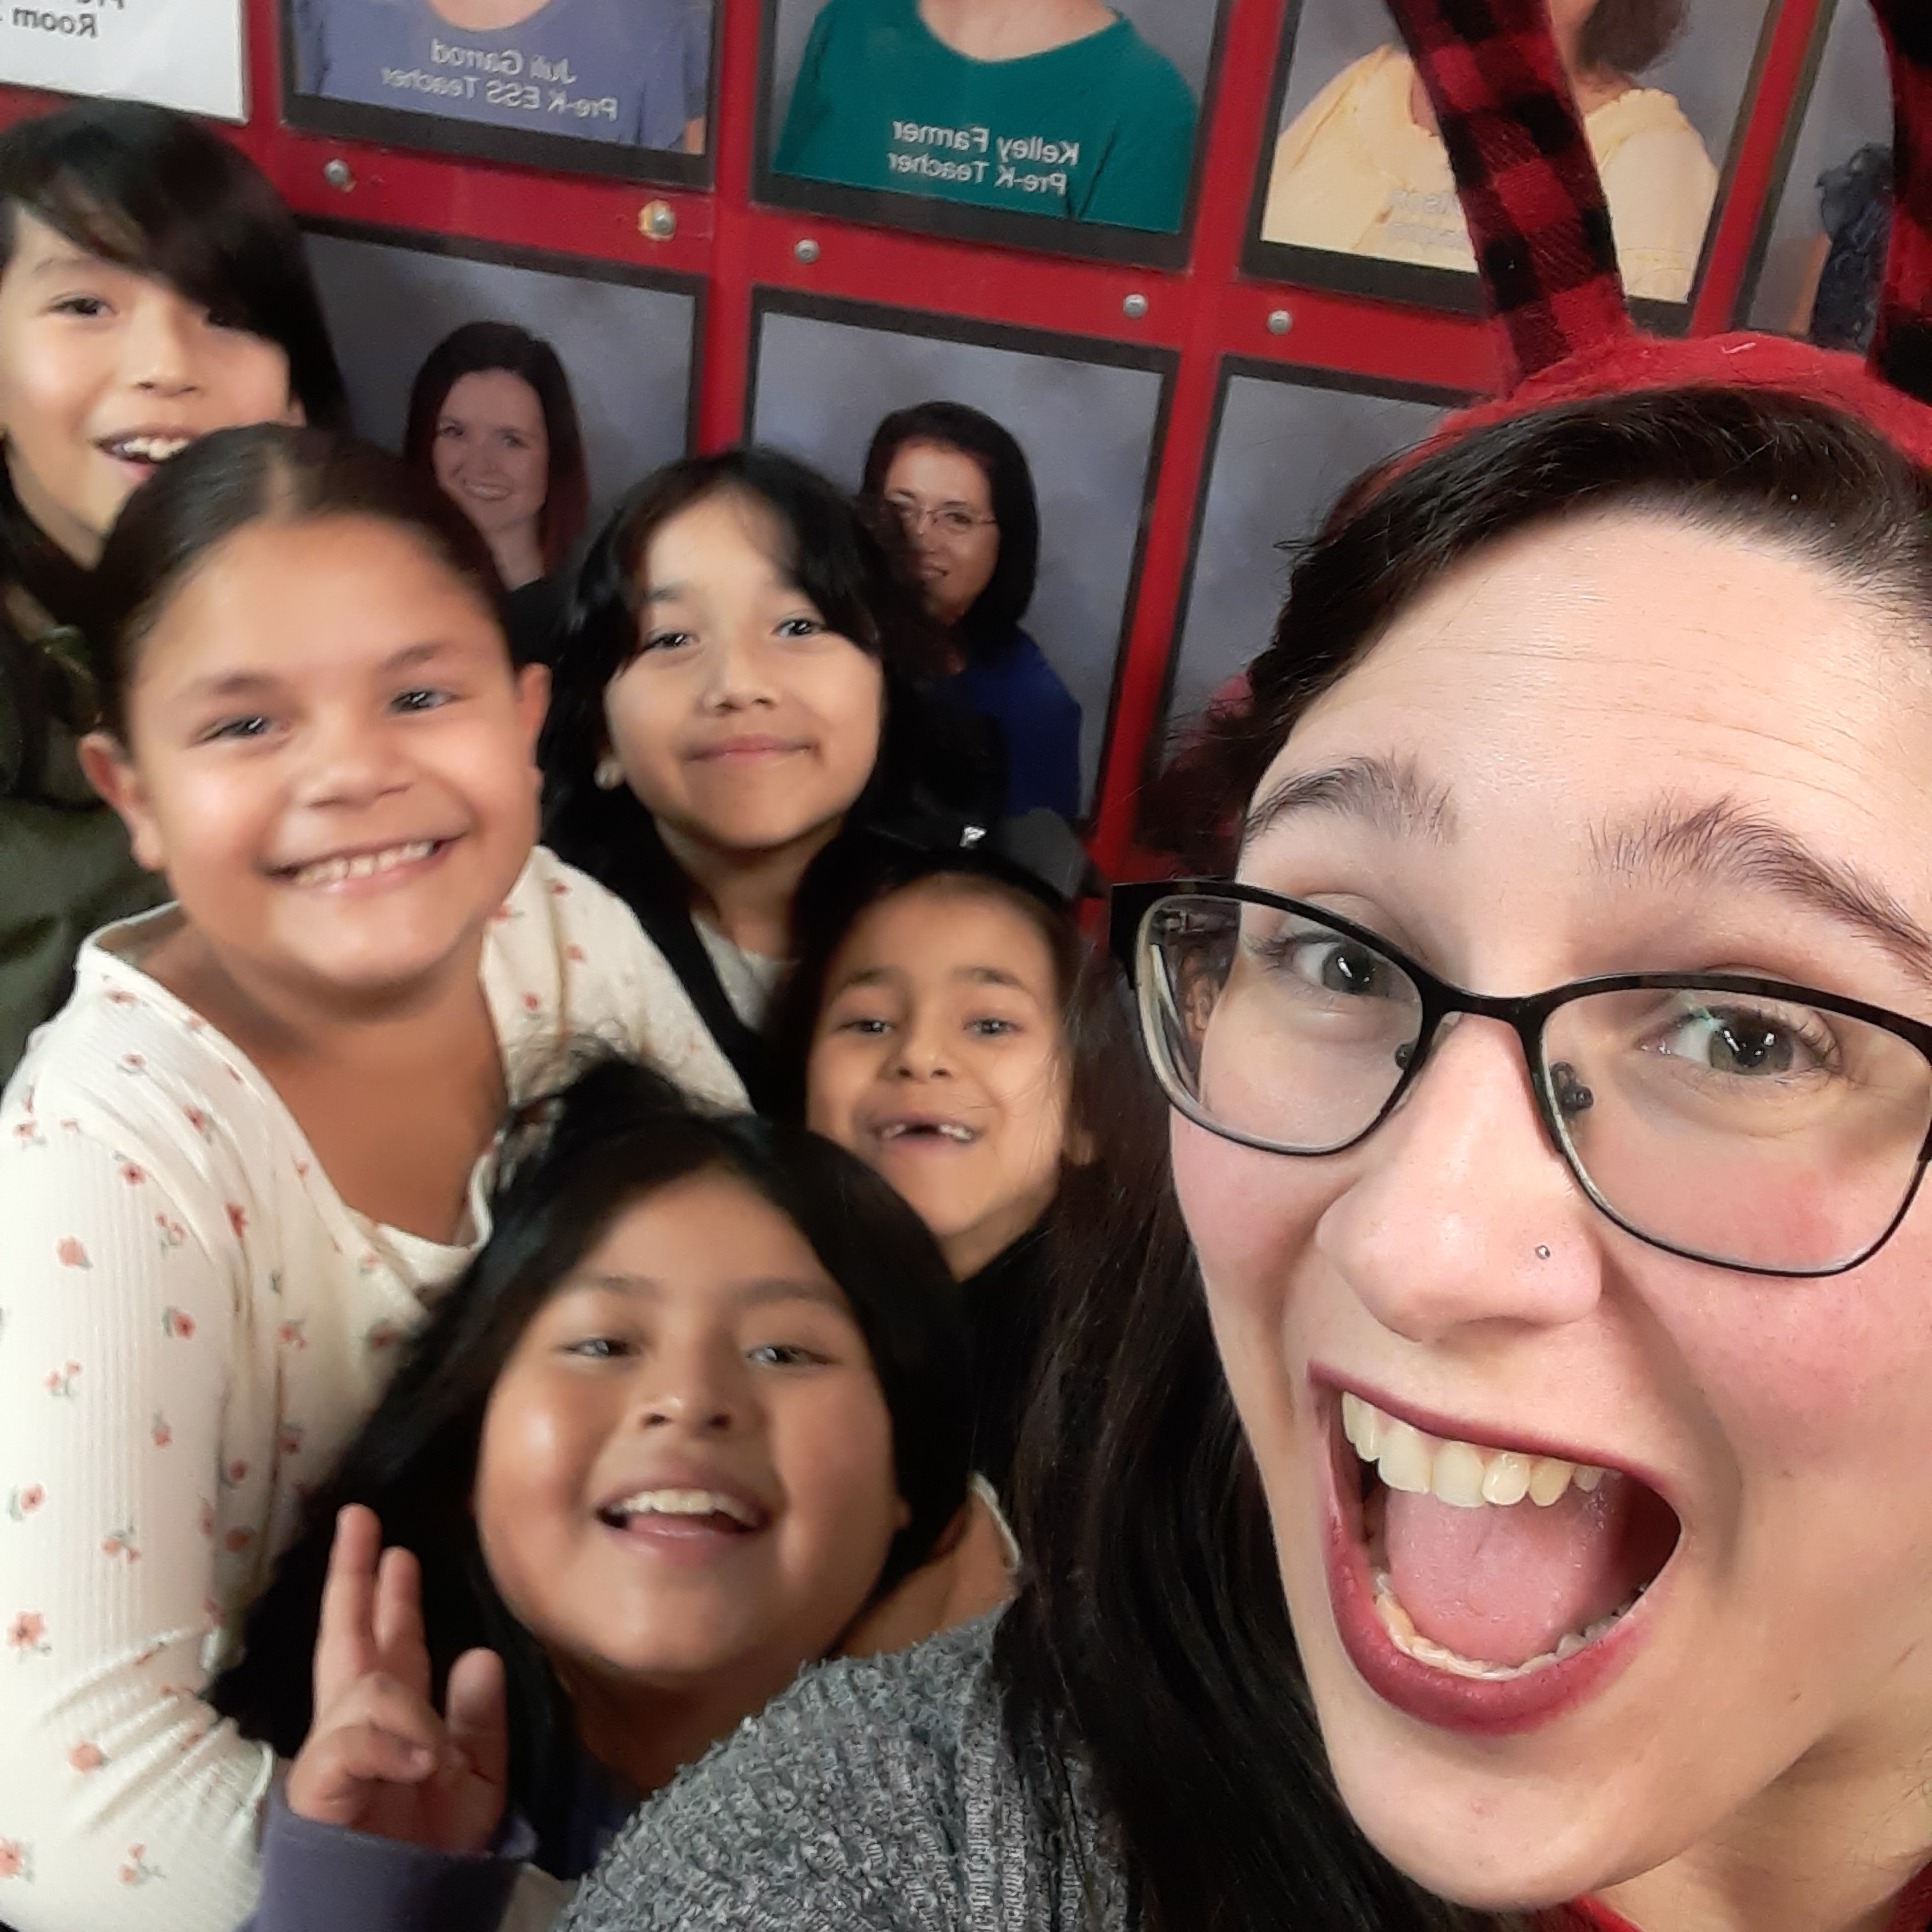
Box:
[174,669,282,705]
[570,1271,850,1313]
[1242,754,1455,852]
[1593,797,1932,988]
[829,964,899,995]
[172,638,463,703]
[828,963,1037,997]
[889,489,981,513]
[25,247,109,280]
[954,964,1033,993]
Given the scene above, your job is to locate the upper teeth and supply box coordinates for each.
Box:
[113,434,190,463]
[881,1122,974,1142]
[1342,1392,1607,1511]
[289,841,435,888]
[607,1487,760,1526]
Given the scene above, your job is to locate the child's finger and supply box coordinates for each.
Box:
[322,1669,448,1757]
[312,1505,383,1713]
[444,1647,508,1794]
[287,1719,437,1828]
[371,1543,431,1698]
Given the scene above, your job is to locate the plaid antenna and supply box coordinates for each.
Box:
[1374,0,1932,464]
[1386,0,1634,384]
[1872,0,1932,409]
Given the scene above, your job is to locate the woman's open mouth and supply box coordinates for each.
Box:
[1320,1383,1681,1734]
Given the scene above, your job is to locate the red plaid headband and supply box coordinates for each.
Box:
[1390,0,1932,463]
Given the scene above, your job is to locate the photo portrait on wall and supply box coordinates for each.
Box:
[748,291,1173,814]
[757,0,1227,264]
[1150,360,1457,828]
[1739,0,1889,350]
[1247,0,1777,317]
[282,0,714,184]
[304,222,700,654]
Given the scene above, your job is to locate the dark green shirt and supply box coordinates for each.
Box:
[0,596,161,1086]
[775,0,1198,233]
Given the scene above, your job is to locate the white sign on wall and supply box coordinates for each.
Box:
[0,0,245,122]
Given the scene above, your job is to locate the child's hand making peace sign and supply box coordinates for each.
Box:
[285,1504,508,1854]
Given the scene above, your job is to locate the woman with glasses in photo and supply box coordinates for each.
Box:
[863,401,1082,819]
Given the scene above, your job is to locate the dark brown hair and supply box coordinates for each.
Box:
[92,423,505,740]
[1009,387,1932,1932]
[0,100,344,431]
[860,399,1041,661]
[1576,0,1686,78]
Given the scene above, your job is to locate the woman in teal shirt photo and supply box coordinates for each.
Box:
[773,0,1199,234]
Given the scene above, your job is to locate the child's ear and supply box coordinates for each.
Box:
[78,731,166,873]
[515,662,551,760]
[1063,1112,1098,1169]
[894,1494,912,1532]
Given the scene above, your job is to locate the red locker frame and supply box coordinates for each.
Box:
[0,0,1835,877]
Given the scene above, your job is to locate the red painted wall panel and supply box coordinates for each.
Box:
[0,0,1830,875]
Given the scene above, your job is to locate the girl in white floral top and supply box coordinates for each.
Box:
[0,425,742,1932]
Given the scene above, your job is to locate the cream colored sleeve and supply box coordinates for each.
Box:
[1600,125,1720,303]
[507,850,748,1112]
[0,1111,272,1932]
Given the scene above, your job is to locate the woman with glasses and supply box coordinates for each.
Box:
[229,382,1932,1932]
[863,400,1083,819]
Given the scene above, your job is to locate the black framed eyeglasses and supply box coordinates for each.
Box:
[1110,880,1932,1278]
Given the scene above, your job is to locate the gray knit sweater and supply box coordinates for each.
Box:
[561,1617,1128,1932]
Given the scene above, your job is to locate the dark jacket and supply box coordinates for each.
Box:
[0,505,162,1086]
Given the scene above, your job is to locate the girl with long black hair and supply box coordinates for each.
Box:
[540,447,996,1110]
[776,816,1160,1503]
[217,1056,1003,1927]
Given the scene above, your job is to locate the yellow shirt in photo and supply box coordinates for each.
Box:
[1260,44,1719,303]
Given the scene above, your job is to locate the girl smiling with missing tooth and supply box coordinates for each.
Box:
[0,424,739,1931]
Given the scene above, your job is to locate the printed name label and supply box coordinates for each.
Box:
[0,0,241,117]
[380,43,618,123]
[886,119,1084,201]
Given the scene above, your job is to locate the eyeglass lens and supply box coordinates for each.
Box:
[1141,894,1932,1274]
[885,495,985,537]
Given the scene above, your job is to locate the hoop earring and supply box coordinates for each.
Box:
[594,754,624,791]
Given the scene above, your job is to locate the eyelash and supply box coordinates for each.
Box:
[200,714,273,745]
[636,615,827,655]
[194,688,451,743]
[560,1337,831,1368]
[832,1014,1023,1038]
[748,1342,828,1369]
[564,1335,632,1361]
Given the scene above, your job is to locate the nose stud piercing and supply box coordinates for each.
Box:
[1535,1245,1552,1260]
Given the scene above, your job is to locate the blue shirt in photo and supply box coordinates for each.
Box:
[292,0,710,151]
[945,625,1084,819]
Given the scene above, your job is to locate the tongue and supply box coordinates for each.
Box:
[1384,1472,1655,1667]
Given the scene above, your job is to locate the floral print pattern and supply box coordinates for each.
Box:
[0,847,742,1925]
